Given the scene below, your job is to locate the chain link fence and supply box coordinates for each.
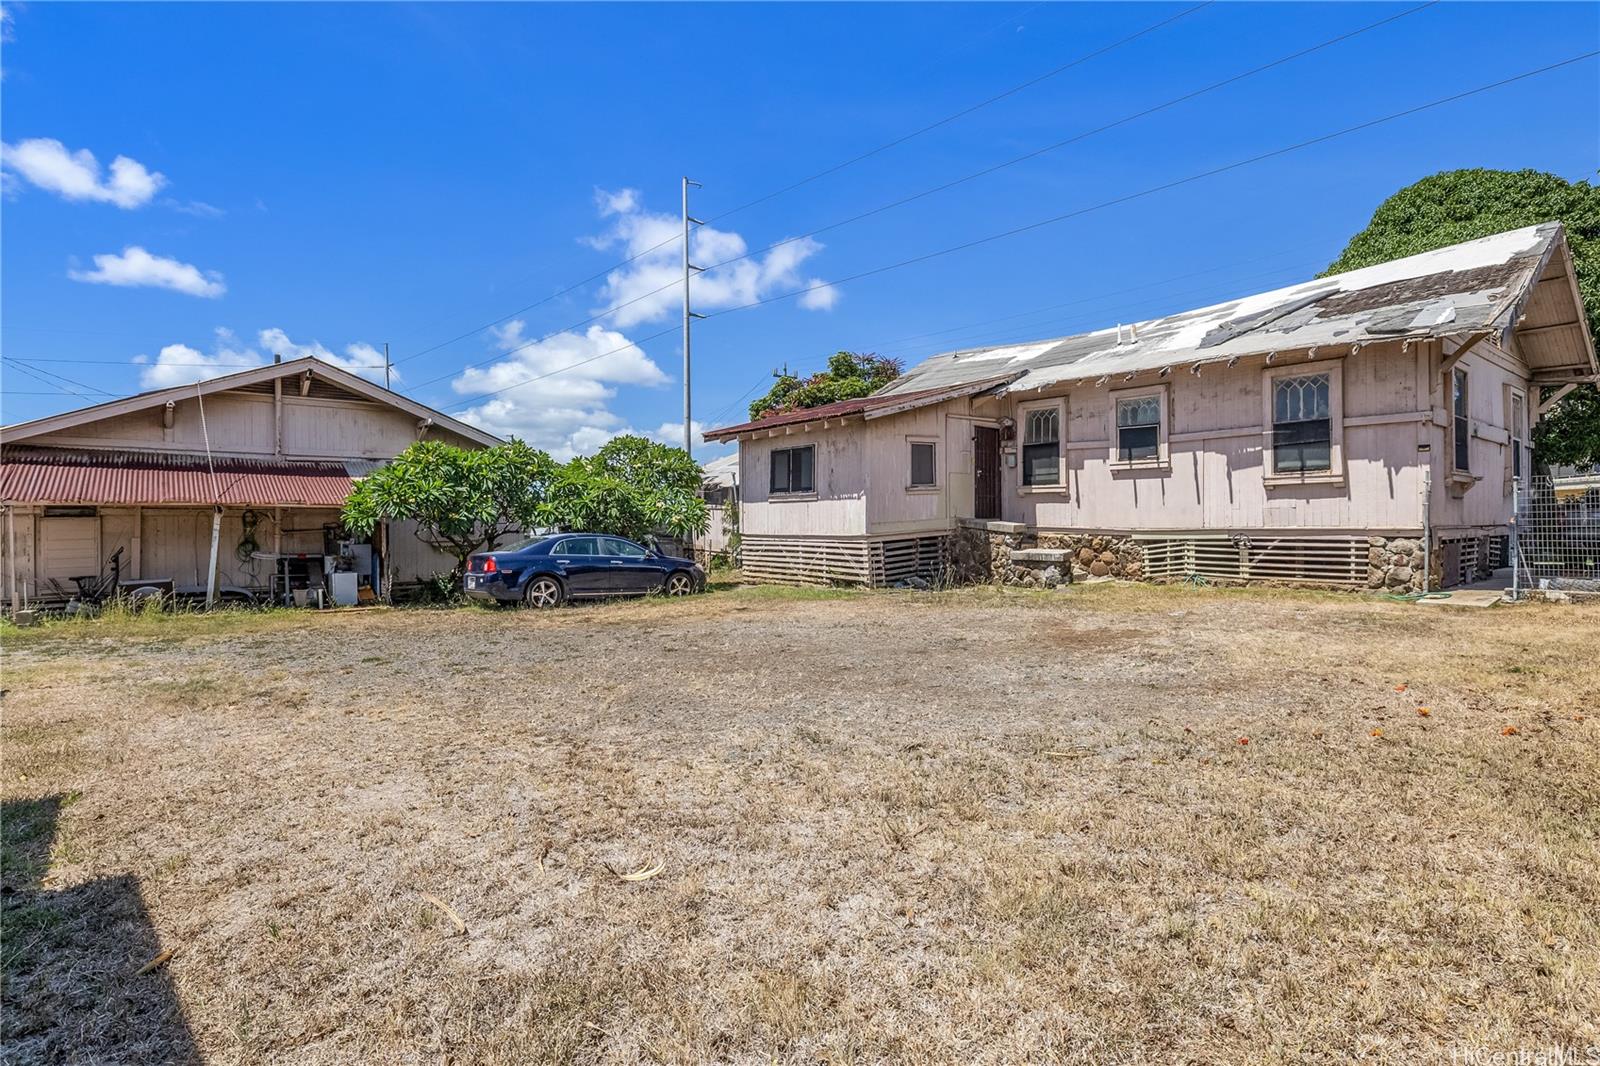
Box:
[1509,475,1600,600]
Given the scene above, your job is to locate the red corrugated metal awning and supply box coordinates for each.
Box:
[1,448,358,507]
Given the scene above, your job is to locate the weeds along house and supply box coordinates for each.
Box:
[704,223,1597,590]
[1,357,500,608]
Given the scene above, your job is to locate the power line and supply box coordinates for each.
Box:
[8,357,387,369]
[434,50,1597,415]
[697,251,1326,428]
[697,51,1599,323]
[3,357,120,398]
[703,2,1214,227]
[390,3,1211,370]
[650,2,1442,295]
[404,2,1433,396]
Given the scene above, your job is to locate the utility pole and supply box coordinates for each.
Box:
[383,342,391,391]
[682,176,704,455]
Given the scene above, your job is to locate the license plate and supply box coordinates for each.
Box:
[466,575,478,589]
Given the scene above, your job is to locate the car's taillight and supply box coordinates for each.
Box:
[483,556,497,573]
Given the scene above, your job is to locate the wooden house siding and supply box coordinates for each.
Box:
[1007,343,1435,534]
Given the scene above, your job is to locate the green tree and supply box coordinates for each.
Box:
[343,435,709,582]
[542,435,708,543]
[749,351,902,420]
[342,439,557,578]
[1323,169,1600,466]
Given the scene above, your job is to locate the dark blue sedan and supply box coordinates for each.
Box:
[463,533,705,607]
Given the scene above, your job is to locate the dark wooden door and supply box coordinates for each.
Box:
[973,426,1000,520]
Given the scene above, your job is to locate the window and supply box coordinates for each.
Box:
[1021,406,1060,485]
[1510,391,1526,481]
[555,536,599,556]
[909,441,937,488]
[604,537,646,558]
[1116,396,1161,463]
[770,445,814,494]
[1271,373,1332,473]
[1452,368,1470,472]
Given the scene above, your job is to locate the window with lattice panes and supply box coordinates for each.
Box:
[1021,406,1060,485]
[1271,372,1332,473]
[1115,395,1161,462]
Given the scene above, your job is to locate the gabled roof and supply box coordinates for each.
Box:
[880,222,1595,397]
[703,376,1015,442]
[0,357,502,448]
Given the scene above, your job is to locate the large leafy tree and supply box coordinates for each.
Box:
[545,435,708,543]
[342,435,707,580]
[749,351,902,420]
[1323,169,1600,466]
[342,439,557,577]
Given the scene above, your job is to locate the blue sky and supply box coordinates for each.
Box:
[3,1,1596,458]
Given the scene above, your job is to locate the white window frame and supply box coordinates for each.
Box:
[1450,367,1472,476]
[1262,362,1344,486]
[906,436,940,492]
[1504,384,1528,495]
[1016,397,1067,494]
[1108,383,1170,472]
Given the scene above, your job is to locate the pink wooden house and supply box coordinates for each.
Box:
[704,223,1596,591]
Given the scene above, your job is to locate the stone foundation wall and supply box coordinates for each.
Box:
[1035,533,1145,583]
[1366,536,1428,592]
[954,523,1450,594]
[950,523,1028,586]
[952,523,1149,588]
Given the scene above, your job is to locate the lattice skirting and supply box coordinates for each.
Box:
[1135,533,1374,587]
[739,534,947,587]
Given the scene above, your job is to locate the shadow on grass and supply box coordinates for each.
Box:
[2,796,198,1065]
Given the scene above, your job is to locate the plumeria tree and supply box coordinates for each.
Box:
[342,434,708,582]
[342,439,556,578]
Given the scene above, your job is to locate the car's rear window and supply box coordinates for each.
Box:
[497,535,552,553]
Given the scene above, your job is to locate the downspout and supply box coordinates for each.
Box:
[1421,467,1432,594]
[273,353,284,457]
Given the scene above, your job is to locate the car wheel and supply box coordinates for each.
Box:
[524,575,564,609]
[665,571,696,597]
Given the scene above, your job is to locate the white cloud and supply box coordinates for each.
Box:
[165,198,225,218]
[1,138,165,208]
[70,246,225,298]
[450,319,669,460]
[135,330,264,389]
[797,280,840,311]
[256,329,394,383]
[134,327,390,388]
[586,187,838,327]
[645,419,733,460]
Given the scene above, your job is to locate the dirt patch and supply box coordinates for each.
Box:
[2,584,1596,1063]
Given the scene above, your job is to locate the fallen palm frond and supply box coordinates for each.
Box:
[613,861,663,883]
[420,892,467,934]
[135,949,175,975]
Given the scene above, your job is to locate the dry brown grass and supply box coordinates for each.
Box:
[2,583,1596,1064]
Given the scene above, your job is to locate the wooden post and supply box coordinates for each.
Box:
[205,506,223,608]
[130,505,143,580]
[6,506,17,620]
[379,521,393,604]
